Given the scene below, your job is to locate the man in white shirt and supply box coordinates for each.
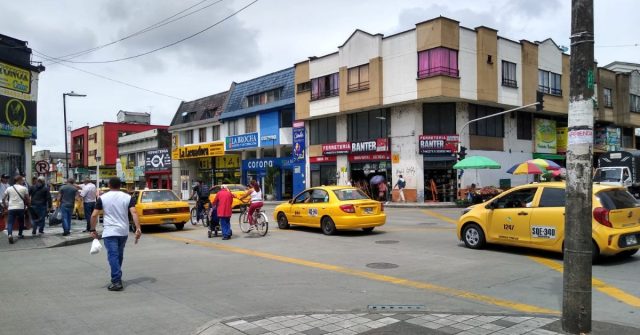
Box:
[80,178,97,232]
[2,175,30,244]
[90,177,141,291]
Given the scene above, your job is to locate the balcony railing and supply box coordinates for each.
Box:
[417,66,459,79]
[310,88,339,101]
[538,86,562,96]
[501,78,518,88]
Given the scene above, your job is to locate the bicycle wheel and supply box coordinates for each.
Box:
[190,207,198,225]
[255,212,269,236]
[239,210,251,233]
[203,206,210,227]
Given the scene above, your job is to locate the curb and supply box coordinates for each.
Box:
[48,235,94,248]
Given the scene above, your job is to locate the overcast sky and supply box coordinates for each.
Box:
[1,0,638,152]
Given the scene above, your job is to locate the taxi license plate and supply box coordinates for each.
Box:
[363,207,373,214]
[626,235,638,246]
[163,218,174,223]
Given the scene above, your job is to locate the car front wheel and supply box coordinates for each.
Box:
[462,224,486,249]
[277,212,290,229]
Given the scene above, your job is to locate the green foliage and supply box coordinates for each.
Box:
[265,166,280,195]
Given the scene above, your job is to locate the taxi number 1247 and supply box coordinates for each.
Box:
[532,226,556,239]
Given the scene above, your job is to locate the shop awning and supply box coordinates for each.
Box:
[423,155,456,162]
[532,153,566,160]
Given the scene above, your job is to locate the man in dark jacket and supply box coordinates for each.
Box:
[29,176,52,236]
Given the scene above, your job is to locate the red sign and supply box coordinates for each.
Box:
[419,134,459,154]
[322,142,351,155]
[293,120,305,128]
[310,156,337,163]
[348,153,391,162]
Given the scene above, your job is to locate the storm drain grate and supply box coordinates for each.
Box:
[368,304,426,311]
[375,240,399,244]
[366,262,399,269]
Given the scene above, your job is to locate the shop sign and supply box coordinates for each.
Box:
[534,119,557,154]
[0,61,31,94]
[419,135,459,154]
[309,156,336,163]
[322,142,351,155]
[99,168,117,179]
[293,120,304,128]
[556,127,568,153]
[134,166,145,178]
[351,138,388,153]
[0,95,37,139]
[145,149,171,172]
[242,157,297,170]
[215,155,240,169]
[348,153,391,162]
[595,127,621,151]
[225,132,258,150]
[260,134,277,141]
[172,141,225,160]
[292,127,305,162]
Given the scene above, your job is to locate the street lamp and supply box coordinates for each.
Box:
[96,155,101,191]
[63,91,87,180]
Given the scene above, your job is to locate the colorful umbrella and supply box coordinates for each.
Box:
[506,161,549,175]
[453,156,501,170]
[528,159,561,170]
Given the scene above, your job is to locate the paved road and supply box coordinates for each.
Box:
[0,205,638,335]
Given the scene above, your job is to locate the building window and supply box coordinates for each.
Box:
[309,117,336,145]
[517,111,533,140]
[348,64,370,92]
[538,70,562,96]
[245,116,257,133]
[242,87,284,108]
[311,73,339,101]
[212,125,220,141]
[347,109,390,142]
[417,47,459,78]
[183,130,193,145]
[296,81,311,93]
[623,127,633,148]
[198,128,207,143]
[182,112,195,123]
[423,103,456,134]
[227,119,238,136]
[603,88,613,108]
[280,109,293,128]
[469,104,504,138]
[631,94,640,113]
[501,61,517,88]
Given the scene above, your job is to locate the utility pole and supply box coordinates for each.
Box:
[563,0,594,333]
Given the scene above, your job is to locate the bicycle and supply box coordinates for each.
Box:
[238,204,268,236]
[190,201,210,227]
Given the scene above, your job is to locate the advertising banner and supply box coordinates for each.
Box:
[172,141,225,160]
[292,126,305,162]
[0,61,31,94]
[595,127,621,151]
[0,94,37,138]
[225,132,258,150]
[419,134,459,154]
[534,119,557,154]
[322,142,351,155]
[145,149,172,172]
[215,155,240,169]
[556,127,568,153]
[322,138,390,155]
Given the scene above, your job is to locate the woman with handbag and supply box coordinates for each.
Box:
[1,175,30,244]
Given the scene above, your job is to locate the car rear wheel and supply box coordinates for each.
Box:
[362,227,375,233]
[277,213,290,229]
[175,223,184,231]
[321,217,336,235]
[462,224,485,249]
[618,248,638,258]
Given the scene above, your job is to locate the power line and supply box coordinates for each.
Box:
[42,0,226,64]
[42,0,259,65]
[595,43,639,48]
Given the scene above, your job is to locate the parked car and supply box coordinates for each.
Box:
[208,184,249,209]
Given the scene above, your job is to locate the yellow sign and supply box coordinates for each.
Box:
[215,155,240,169]
[0,61,31,94]
[199,158,212,169]
[392,153,400,164]
[99,168,117,178]
[534,119,557,154]
[556,127,568,153]
[172,141,225,160]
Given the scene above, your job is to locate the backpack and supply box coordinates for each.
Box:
[198,186,210,199]
[398,179,406,188]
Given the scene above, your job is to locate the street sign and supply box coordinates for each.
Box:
[35,160,49,174]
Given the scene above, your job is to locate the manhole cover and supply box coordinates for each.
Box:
[375,240,399,244]
[366,262,399,269]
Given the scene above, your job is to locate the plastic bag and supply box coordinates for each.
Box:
[90,238,103,255]
[49,208,62,226]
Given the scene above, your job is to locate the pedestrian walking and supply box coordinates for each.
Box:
[211,184,234,240]
[90,177,141,291]
[377,180,388,202]
[394,174,406,203]
[29,176,52,236]
[58,178,78,236]
[2,175,30,244]
[79,178,97,232]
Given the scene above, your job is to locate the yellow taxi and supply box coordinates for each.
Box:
[51,191,85,219]
[273,186,386,235]
[208,184,249,209]
[130,189,190,230]
[457,182,640,259]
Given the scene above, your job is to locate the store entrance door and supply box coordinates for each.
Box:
[424,159,456,202]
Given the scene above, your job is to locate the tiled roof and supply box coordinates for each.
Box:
[220,67,295,120]
[169,90,229,128]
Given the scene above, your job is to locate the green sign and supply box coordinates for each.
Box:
[587,69,594,89]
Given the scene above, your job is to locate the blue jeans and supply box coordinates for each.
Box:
[31,205,47,234]
[220,216,231,238]
[7,209,25,236]
[103,235,128,283]
[61,206,73,233]
[84,202,95,230]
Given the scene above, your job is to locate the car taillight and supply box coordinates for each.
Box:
[340,204,356,213]
[593,207,612,228]
[380,202,384,212]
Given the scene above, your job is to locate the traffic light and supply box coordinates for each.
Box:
[457,146,467,161]
[536,91,544,111]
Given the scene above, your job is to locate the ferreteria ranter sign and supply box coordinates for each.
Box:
[171,141,225,160]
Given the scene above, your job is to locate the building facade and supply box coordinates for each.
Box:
[0,34,45,180]
[118,128,171,189]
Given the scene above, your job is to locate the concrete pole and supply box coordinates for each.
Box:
[563,0,594,333]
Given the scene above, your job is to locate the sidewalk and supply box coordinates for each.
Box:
[0,218,93,251]
[195,311,639,335]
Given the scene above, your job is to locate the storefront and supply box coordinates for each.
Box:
[213,155,241,185]
[241,157,299,200]
[171,141,227,195]
[145,149,172,189]
[420,135,458,202]
[310,156,337,187]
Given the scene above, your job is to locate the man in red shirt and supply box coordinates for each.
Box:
[211,185,234,240]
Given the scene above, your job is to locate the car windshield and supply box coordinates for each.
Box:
[228,185,247,192]
[140,190,179,203]
[333,188,370,201]
[596,189,639,209]
[593,168,622,182]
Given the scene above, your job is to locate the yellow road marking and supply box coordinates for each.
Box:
[422,209,458,225]
[527,256,640,308]
[153,233,558,315]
